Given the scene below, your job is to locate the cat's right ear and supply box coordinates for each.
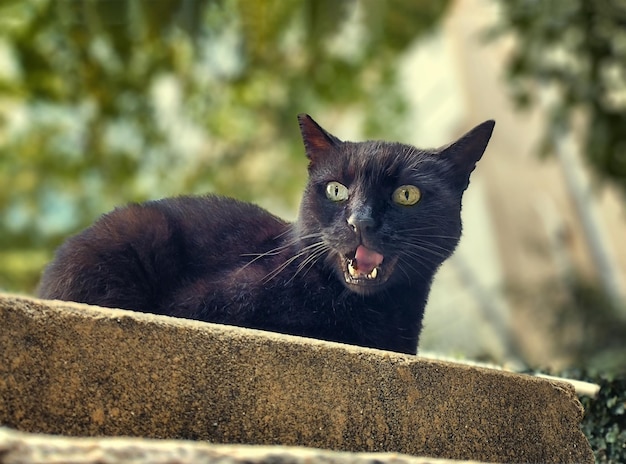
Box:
[438,119,495,190]
[298,114,342,165]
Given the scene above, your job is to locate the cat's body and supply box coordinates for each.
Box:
[39,115,494,354]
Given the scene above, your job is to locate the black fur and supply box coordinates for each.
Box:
[38,115,494,354]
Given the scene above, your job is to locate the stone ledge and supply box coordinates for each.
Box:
[0,293,593,463]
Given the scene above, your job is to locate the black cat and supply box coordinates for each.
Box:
[38,114,494,354]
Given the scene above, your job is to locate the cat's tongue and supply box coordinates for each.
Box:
[354,245,384,274]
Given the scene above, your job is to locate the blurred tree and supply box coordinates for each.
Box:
[491,0,626,195]
[0,0,450,292]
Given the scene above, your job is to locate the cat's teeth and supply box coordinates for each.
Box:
[347,260,379,280]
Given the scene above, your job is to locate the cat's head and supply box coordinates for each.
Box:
[296,114,494,296]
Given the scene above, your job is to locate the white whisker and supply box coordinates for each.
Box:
[239,233,323,271]
[262,239,328,284]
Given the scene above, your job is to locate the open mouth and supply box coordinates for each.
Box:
[347,259,379,280]
[342,245,390,289]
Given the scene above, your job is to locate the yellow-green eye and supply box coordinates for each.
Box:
[325,181,349,202]
[393,185,421,206]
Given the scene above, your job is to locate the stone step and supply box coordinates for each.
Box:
[0,293,593,463]
[0,428,492,464]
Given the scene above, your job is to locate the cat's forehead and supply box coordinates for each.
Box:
[344,140,436,179]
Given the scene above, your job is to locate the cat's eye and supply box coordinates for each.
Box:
[393,185,421,206]
[325,181,349,202]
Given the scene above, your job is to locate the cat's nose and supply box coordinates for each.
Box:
[347,213,375,234]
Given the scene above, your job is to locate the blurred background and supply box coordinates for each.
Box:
[1,0,625,373]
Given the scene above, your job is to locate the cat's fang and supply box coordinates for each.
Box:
[368,267,378,279]
[348,260,359,278]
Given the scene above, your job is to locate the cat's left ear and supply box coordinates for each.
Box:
[298,114,343,165]
[439,120,495,189]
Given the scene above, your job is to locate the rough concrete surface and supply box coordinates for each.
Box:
[0,293,593,463]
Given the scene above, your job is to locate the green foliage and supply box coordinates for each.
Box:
[491,0,626,195]
[563,371,626,463]
[0,0,450,293]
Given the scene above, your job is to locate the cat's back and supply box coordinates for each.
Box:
[38,194,288,310]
